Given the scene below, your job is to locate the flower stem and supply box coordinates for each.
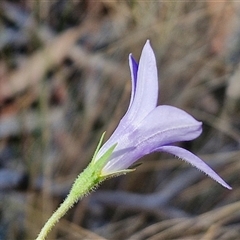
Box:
[36,194,74,240]
[36,133,117,240]
[36,164,100,240]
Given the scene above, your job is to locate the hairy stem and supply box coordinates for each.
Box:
[36,165,100,240]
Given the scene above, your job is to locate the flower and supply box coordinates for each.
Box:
[94,40,231,189]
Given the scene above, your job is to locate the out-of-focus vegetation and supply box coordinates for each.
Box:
[0,1,239,239]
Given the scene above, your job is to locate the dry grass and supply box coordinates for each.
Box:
[0,1,239,239]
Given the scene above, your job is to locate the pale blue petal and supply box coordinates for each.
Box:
[127,54,138,111]
[97,41,158,158]
[157,146,232,189]
[134,105,202,145]
[125,40,158,124]
[101,105,202,174]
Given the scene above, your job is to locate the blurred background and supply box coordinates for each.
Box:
[0,1,239,239]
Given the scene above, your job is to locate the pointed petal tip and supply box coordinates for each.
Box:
[222,182,232,190]
[146,39,150,45]
[157,146,232,190]
[210,172,232,190]
[129,53,137,64]
[143,39,152,51]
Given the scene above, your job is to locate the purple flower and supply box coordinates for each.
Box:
[95,40,231,189]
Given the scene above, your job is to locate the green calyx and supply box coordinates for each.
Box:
[70,131,137,200]
[68,132,117,199]
[90,132,137,179]
[89,132,118,181]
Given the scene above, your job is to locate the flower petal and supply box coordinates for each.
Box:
[96,41,159,159]
[101,105,202,174]
[127,54,138,111]
[134,105,202,146]
[157,145,232,189]
[125,40,158,124]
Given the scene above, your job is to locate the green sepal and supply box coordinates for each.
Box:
[100,168,136,179]
[91,132,106,164]
[92,143,118,173]
[129,162,142,169]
